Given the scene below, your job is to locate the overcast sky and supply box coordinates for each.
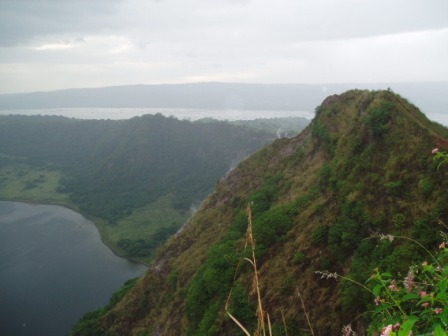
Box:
[0,0,447,94]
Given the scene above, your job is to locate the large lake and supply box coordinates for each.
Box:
[1,107,447,126]
[0,107,314,121]
[0,201,147,336]
[0,107,447,126]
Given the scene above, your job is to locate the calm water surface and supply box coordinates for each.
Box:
[0,201,147,336]
[0,107,314,121]
[1,107,447,125]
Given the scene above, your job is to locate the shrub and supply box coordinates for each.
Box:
[365,101,393,137]
[392,213,406,230]
[367,240,448,335]
[384,181,403,196]
[311,225,328,245]
[312,121,335,155]
[252,206,293,249]
[293,251,305,264]
[418,178,434,196]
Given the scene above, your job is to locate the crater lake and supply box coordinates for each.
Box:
[0,201,147,336]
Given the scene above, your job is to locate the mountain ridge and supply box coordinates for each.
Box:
[72,89,448,335]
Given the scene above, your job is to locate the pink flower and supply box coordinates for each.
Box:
[381,324,393,336]
[388,283,399,292]
[439,242,446,249]
[420,291,427,297]
[432,148,440,154]
[435,308,443,314]
[404,268,415,293]
[393,323,400,331]
[421,302,430,307]
[374,296,381,306]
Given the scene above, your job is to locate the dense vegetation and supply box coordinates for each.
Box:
[72,90,448,335]
[0,113,274,261]
[199,116,310,138]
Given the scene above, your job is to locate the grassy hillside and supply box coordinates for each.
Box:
[0,114,274,263]
[74,89,448,335]
[198,116,311,138]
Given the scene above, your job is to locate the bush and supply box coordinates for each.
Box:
[253,206,293,249]
[367,240,448,335]
[293,251,305,264]
[392,213,406,230]
[311,225,328,245]
[418,178,434,196]
[384,181,403,196]
[365,101,393,137]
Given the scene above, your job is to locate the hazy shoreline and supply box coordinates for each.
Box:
[0,107,314,121]
[0,198,150,267]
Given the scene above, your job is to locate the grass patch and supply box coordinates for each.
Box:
[0,162,191,264]
[0,163,71,205]
[103,194,190,263]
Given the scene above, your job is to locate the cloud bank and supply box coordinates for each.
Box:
[0,0,447,93]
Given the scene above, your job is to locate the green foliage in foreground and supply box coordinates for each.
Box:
[364,151,448,336]
[367,241,448,336]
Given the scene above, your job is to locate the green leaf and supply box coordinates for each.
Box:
[398,316,418,336]
[440,280,448,293]
[373,303,392,316]
[441,308,448,326]
[437,291,448,300]
[443,264,448,276]
[434,324,447,336]
[373,284,383,297]
[417,296,432,306]
[401,293,420,301]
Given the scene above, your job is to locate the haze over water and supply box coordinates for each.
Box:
[1,107,447,126]
[0,202,147,336]
[0,107,315,121]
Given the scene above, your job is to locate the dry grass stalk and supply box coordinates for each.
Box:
[225,204,272,336]
[227,312,251,336]
[297,288,315,336]
[267,313,272,336]
[281,310,289,336]
[226,205,315,336]
[246,205,267,336]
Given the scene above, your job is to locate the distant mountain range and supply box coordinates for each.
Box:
[0,82,447,118]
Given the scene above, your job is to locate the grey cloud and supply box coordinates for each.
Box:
[0,0,447,93]
[0,0,122,46]
[2,0,448,48]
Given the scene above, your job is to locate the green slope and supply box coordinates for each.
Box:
[77,90,448,335]
[0,114,274,263]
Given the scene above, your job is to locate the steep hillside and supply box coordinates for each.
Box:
[0,114,273,261]
[72,90,448,335]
